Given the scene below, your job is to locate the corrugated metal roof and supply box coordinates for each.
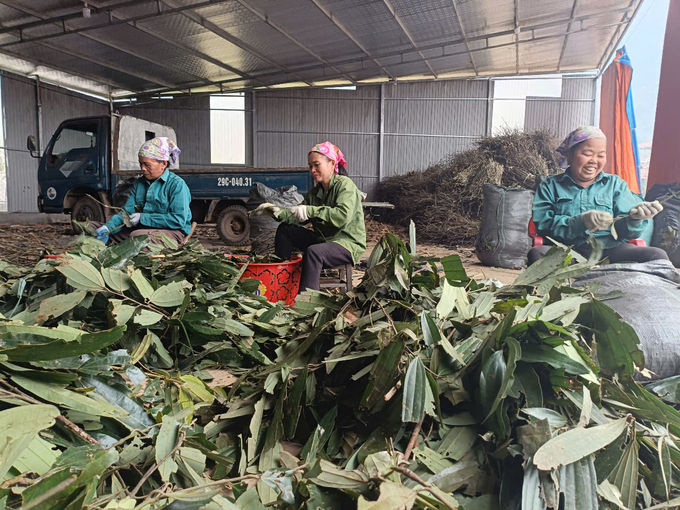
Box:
[0,0,644,97]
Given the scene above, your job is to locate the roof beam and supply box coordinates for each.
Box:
[557,0,579,71]
[0,0,154,34]
[597,0,640,71]
[35,39,184,90]
[230,0,357,84]
[0,0,638,93]
[80,34,214,87]
[0,0,232,48]
[160,0,313,86]
[0,45,140,93]
[123,4,638,97]
[203,15,631,90]
[0,17,182,91]
[0,0,215,88]
[307,0,396,80]
[450,0,479,76]
[433,19,627,64]
[381,0,438,78]
[86,0,253,82]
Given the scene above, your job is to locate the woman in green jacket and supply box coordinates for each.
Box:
[529,126,668,265]
[257,142,366,291]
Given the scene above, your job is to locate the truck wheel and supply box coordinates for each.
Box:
[71,196,105,233]
[217,205,250,246]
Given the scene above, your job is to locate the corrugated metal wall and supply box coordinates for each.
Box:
[122,94,254,168]
[40,86,110,151]
[254,87,380,196]
[2,73,37,212]
[255,81,490,197]
[2,71,108,212]
[1,73,596,211]
[524,78,596,138]
[383,81,488,179]
[122,96,213,170]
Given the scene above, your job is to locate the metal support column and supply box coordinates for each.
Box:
[35,76,43,156]
[591,75,601,126]
[485,79,494,136]
[0,72,6,212]
[251,90,257,167]
[378,83,385,182]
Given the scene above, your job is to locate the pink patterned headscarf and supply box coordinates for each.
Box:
[309,141,347,173]
[556,126,606,169]
[139,137,181,165]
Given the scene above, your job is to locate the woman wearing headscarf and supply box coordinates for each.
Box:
[528,126,668,265]
[256,141,366,292]
[93,137,192,245]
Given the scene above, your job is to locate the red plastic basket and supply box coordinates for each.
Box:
[230,255,303,306]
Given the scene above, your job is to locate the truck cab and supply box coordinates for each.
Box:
[35,116,107,220]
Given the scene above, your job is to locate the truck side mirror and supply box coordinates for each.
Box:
[27,135,39,158]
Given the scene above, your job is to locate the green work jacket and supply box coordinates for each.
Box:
[105,169,193,235]
[532,169,649,249]
[277,175,367,263]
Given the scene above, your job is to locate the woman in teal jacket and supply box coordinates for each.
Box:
[529,126,668,265]
[92,137,192,245]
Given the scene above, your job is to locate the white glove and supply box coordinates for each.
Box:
[129,212,141,227]
[582,210,614,232]
[629,200,663,221]
[252,203,281,217]
[290,205,308,222]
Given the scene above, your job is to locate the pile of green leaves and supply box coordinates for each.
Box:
[226,253,287,264]
[1,232,680,509]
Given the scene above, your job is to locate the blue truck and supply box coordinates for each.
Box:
[29,114,311,244]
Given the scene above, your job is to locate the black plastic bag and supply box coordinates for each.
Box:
[476,184,534,269]
[247,183,303,254]
[647,183,680,267]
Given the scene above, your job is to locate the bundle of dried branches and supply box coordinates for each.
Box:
[375,129,561,246]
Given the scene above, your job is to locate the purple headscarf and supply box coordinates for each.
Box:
[556,126,606,169]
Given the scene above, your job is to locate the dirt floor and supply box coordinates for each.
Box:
[0,220,522,285]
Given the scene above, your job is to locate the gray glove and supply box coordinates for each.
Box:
[252,202,281,217]
[582,210,614,232]
[629,200,663,221]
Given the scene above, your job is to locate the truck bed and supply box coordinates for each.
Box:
[114,167,311,199]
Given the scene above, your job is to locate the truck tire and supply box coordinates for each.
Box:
[217,205,250,246]
[71,196,105,233]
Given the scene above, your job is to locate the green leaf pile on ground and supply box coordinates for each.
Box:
[0,232,679,509]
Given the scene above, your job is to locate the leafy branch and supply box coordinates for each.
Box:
[389,466,458,510]
[610,188,680,239]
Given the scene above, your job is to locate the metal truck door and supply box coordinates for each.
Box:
[40,119,102,210]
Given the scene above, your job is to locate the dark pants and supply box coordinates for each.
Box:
[90,221,186,245]
[275,223,353,291]
[527,242,669,266]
